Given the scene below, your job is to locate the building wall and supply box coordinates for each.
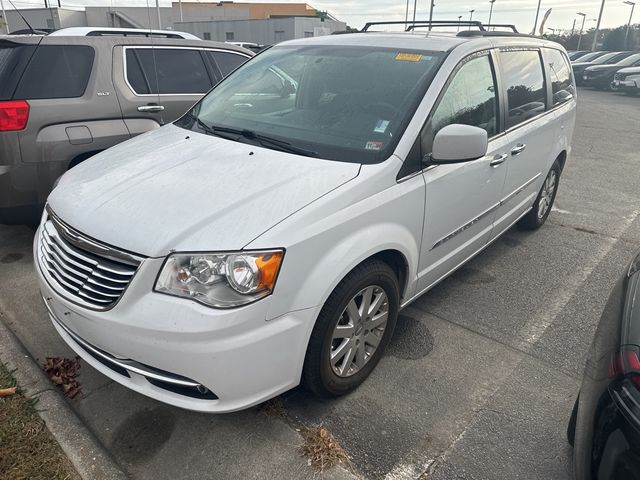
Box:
[177,17,346,44]
[84,7,174,30]
[4,8,86,33]
[171,2,316,20]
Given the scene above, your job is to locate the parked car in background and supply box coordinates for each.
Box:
[35,26,576,413]
[568,50,592,61]
[573,52,634,85]
[612,66,640,95]
[0,29,252,223]
[571,51,609,64]
[583,53,640,90]
[568,250,640,479]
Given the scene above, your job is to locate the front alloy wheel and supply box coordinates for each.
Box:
[302,259,399,398]
[330,286,389,377]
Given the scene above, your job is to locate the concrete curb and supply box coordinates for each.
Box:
[0,317,128,480]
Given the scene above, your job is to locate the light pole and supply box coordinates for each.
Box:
[457,15,462,31]
[577,12,587,50]
[624,1,636,48]
[179,0,183,22]
[412,0,417,28]
[533,0,542,35]
[155,0,162,29]
[0,0,8,34]
[469,9,475,29]
[571,18,576,36]
[592,0,606,51]
[488,0,496,26]
[428,2,435,30]
[405,0,410,28]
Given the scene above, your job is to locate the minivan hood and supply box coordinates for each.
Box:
[48,124,360,256]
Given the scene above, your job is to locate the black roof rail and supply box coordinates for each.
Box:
[483,24,518,32]
[362,20,486,32]
[457,30,536,39]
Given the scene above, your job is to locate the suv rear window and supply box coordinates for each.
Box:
[14,45,94,100]
[126,48,213,95]
[0,41,37,100]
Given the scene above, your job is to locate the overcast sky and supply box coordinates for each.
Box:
[6,0,637,34]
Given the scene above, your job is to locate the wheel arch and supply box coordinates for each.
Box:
[67,150,103,170]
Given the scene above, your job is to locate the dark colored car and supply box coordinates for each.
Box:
[583,53,640,90]
[569,50,592,61]
[572,52,634,85]
[569,250,640,479]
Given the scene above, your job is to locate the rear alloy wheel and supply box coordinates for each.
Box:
[302,260,399,397]
[518,160,561,230]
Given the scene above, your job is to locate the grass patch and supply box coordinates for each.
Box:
[0,362,80,480]
[299,425,351,473]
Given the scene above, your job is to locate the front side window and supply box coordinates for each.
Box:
[15,45,94,99]
[424,54,498,154]
[176,45,444,164]
[544,48,574,106]
[126,48,212,95]
[500,50,547,129]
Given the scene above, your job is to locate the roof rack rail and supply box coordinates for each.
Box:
[483,24,519,32]
[362,20,486,32]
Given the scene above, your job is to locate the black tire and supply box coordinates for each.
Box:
[518,159,561,230]
[567,395,579,447]
[302,259,400,398]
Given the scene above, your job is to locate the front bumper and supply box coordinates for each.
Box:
[35,227,319,412]
[612,79,640,91]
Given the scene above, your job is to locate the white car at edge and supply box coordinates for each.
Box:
[34,25,576,412]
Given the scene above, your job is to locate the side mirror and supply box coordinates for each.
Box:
[429,124,488,164]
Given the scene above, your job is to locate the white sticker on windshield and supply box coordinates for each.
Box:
[365,141,384,151]
[374,120,390,134]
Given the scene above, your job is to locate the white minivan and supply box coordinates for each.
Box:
[34,23,576,412]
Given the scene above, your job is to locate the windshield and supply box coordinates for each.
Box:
[175,45,444,163]
[592,53,622,65]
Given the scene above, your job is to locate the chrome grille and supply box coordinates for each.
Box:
[614,72,626,81]
[38,212,141,310]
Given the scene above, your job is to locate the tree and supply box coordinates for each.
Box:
[603,26,627,50]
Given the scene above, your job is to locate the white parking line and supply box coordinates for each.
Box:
[517,209,640,348]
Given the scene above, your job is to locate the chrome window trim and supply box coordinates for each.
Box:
[122,46,251,98]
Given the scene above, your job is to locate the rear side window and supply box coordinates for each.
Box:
[0,42,37,100]
[15,45,94,100]
[544,49,575,106]
[500,50,547,129]
[126,48,212,95]
[210,51,248,76]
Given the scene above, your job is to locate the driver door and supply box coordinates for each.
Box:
[416,52,509,293]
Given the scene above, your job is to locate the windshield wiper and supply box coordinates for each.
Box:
[202,122,318,158]
[194,118,238,142]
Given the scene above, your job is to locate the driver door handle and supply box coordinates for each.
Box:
[511,143,527,156]
[490,154,508,167]
[138,104,165,113]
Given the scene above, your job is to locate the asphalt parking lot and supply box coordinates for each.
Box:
[1,87,639,480]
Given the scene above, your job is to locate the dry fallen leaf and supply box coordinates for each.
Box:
[42,357,82,399]
[0,386,17,397]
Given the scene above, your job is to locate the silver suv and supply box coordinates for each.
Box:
[0,30,251,222]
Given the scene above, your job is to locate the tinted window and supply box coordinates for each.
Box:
[126,48,212,95]
[211,51,248,76]
[0,42,37,100]
[427,55,498,149]
[500,50,546,129]
[15,45,94,99]
[545,49,575,106]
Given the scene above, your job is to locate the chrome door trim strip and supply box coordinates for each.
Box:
[430,172,541,251]
[431,201,501,250]
[402,206,532,309]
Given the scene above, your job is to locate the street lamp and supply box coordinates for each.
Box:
[533,0,542,35]
[428,2,435,31]
[469,9,475,30]
[488,0,496,26]
[624,1,636,49]
[577,12,587,50]
[591,0,606,51]
[457,15,462,31]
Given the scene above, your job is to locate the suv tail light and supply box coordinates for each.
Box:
[609,346,640,388]
[0,100,29,131]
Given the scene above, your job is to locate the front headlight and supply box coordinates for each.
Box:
[154,250,284,308]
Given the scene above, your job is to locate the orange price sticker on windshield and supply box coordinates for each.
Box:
[395,53,423,62]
